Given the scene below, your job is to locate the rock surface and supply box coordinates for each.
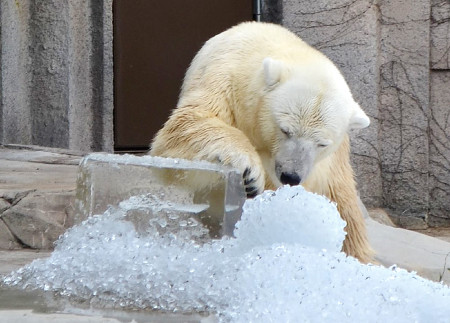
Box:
[2,191,75,249]
[0,145,80,249]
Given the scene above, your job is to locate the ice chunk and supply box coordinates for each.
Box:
[119,194,210,243]
[234,187,346,253]
[74,153,246,238]
[4,186,450,323]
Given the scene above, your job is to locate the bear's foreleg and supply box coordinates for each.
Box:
[326,137,375,264]
[150,107,265,197]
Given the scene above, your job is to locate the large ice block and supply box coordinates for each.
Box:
[74,153,246,238]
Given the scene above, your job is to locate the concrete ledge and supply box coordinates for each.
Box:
[368,218,450,284]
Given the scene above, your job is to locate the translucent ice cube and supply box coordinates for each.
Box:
[74,153,246,238]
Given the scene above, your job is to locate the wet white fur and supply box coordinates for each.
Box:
[176,22,369,188]
[151,22,374,262]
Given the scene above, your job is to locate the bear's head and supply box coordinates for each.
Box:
[261,57,370,186]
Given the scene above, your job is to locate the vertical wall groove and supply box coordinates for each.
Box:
[90,0,105,151]
[0,2,3,144]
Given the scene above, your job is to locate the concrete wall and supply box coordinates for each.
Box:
[0,0,113,152]
[429,0,450,226]
[262,0,450,227]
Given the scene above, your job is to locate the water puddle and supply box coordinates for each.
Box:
[0,285,214,322]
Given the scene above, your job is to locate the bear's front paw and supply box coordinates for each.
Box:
[242,167,264,198]
[213,152,265,198]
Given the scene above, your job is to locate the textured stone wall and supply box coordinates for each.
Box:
[0,0,113,152]
[279,0,382,208]
[429,0,450,226]
[378,0,430,225]
[0,1,32,145]
[263,0,450,227]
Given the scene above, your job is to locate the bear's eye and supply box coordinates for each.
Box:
[317,140,333,148]
[280,128,292,138]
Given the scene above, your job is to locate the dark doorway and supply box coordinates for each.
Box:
[113,1,254,152]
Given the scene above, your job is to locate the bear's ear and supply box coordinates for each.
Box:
[349,104,370,129]
[263,57,285,88]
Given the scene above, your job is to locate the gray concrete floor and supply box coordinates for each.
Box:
[0,250,51,276]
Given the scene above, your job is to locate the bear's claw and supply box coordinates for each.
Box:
[243,167,259,198]
[245,186,259,198]
[243,176,255,186]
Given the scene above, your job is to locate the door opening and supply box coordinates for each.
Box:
[113,1,254,152]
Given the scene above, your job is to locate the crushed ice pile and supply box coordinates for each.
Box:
[3,185,450,322]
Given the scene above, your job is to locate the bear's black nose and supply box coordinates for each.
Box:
[280,172,301,186]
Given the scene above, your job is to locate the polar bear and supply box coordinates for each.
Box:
[150,22,373,263]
